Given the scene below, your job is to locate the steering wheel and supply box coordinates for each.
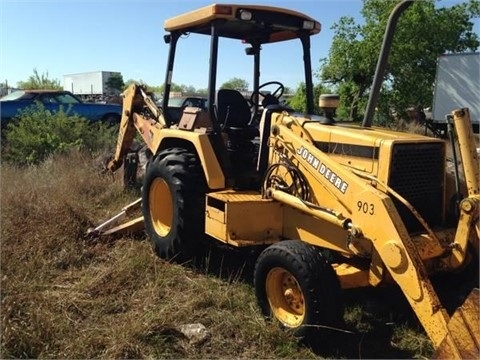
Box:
[250,81,285,107]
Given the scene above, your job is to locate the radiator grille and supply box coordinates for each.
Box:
[388,143,444,233]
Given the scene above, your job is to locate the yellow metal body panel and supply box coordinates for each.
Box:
[333,263,370,289]
[205,191,282,246]
[281,206,365,255]
[139,126,225,190]
[301,118,445,188]
[164,4,320,42]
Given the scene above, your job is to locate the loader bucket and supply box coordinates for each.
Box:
[433,288,479,359]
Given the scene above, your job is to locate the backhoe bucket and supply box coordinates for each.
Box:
[434,288,480,359]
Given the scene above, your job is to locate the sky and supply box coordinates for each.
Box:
[0,0,476,91]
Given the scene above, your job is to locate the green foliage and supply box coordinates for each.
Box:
[287,83,308,113]
[17,68,62,90]
[220,77,249,92]
[336,81,369,121]
[283,86,293,95]
[141,82,203,96]
[287,82,332,114]
[195,87,208,95]
[105,73,125,93]
[2,102,117,165]
[124,78,141,90]
[124,79,161,94]
[320,0,479,124]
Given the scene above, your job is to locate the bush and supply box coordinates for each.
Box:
[1,102,118,165]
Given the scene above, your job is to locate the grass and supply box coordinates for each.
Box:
[0,148,468,359]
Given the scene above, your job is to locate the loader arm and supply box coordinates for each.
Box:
[266,110,479,355]
[107,83,166,173]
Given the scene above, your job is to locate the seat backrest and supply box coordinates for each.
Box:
[216,89,251,128]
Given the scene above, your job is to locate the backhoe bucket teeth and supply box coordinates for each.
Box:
[434,288,480,359]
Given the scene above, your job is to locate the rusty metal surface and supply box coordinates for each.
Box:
[433,288,480,359]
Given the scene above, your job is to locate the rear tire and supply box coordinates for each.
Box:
[142,148,206,262]
[254,240,343,340]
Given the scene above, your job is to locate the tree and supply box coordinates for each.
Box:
[17,69,62,90]
[148,82,195,95]
[147,85,163,93]
[220,77,249,92]
[320,0,479,123]
[123,79,152,88]
[287,82,332,114]
[196,88,208,95]
[283,86,293,95]
[105,73,124,94]
[123,78,138,89]
[180,84,197,95]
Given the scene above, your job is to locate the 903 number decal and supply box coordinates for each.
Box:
[357,201,375,215]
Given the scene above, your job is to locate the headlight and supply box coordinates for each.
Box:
[302,21,315,30]
[239,10,252,21]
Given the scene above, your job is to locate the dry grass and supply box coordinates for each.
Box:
[0,151,315,359]
[1,150,438,359]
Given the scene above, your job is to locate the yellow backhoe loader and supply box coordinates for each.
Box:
[91,2,479,357]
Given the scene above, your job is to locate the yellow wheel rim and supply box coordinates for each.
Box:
[149,178,173,237]
[265,267,305,327]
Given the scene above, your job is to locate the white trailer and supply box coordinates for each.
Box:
[63,71,121,97]
[431,52,479,133]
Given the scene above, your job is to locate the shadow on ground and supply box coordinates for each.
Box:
[183,238,480,359]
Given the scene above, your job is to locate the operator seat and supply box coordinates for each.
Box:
[216,89,258,138]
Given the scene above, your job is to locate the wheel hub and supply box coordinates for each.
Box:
[266,267,305,327]
[149,178,173,237]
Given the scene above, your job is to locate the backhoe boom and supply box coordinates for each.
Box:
[107,84,165,173]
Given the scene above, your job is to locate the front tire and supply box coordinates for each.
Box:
[254,240,343,340]
[142,148,206,262]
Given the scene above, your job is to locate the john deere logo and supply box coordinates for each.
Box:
[297,146,349,194]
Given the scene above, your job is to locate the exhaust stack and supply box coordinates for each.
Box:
[362,0,414,127]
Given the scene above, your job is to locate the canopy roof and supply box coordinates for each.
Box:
[164,4,321,43]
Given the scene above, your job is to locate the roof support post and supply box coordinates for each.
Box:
[162,32,181,127]
[300,34,315,114]
[208,21,221,133]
